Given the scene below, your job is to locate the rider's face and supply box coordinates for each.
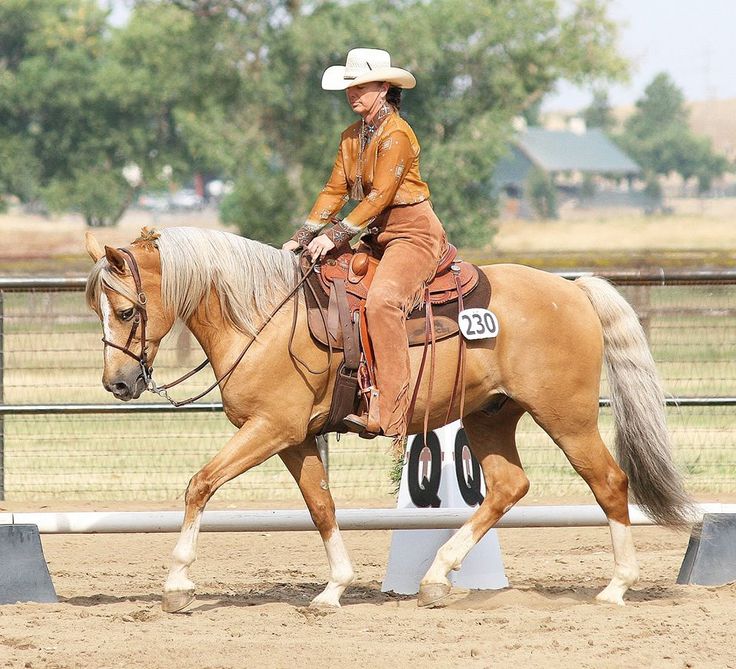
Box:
[346,82,389,118]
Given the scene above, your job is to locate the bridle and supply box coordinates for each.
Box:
[101,247,153,377]
[101,247,327,407]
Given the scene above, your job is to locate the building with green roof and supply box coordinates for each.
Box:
[494,126,653,218]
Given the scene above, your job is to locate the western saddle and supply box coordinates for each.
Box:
[303,244,490,436]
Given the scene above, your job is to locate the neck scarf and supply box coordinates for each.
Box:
[350,102,393,201]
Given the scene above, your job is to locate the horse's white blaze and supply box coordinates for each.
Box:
[421,523,477,585]
[596,519,639,606]
[100,292,113,364]
[164,516,201,593]
[310,528,354,608]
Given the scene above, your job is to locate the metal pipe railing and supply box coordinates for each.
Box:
[557,268,736,284]
[1,270,734,499]
[0,277,87,290]
[0,403,223,415]
[2,269,736,291]
[2,396,736,416]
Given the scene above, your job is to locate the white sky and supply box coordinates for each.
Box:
[545,0,736,110]
[105,1,736,111]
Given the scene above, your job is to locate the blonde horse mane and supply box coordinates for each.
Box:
[86,227,298,336]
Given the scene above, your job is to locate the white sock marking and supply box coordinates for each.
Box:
[422,524,477,585]
[310,528,354,608]
[596,519,639,606]
[165,516,201,593]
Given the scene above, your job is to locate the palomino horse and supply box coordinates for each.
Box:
[85,226,692,612]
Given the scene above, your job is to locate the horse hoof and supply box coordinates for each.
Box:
[417,582,451,608]
[595,591,625,607]
[309,598,340,610]
[161,589,195,613]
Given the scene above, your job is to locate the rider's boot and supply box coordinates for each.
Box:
[343,412,379,440]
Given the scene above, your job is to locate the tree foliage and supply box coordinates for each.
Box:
[0,0,133,224]
[0,0,242,224]
[526,168,558,219]
[0,0,626,239]
[618,73,729,193]
[583,89,615,131]
[176,0,627,245]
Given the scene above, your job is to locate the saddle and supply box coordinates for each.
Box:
[306,244,483,349]
[303,244,491,435]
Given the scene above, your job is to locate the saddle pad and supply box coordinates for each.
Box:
[305,269,491,350]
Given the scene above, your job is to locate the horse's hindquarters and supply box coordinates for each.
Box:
[406,264,605,432]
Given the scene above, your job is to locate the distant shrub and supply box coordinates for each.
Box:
[526,168,558,219]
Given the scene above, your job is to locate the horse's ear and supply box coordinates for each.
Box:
[85,231,104,262]
[105,246,127,275]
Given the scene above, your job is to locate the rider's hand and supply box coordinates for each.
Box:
[306,234,336,261]
[281,240,301,253]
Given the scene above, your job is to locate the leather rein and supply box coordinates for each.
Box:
[103,248,323,407]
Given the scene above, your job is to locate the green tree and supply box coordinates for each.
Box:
[0,1,243,225]
[0,0,142,225]
[103,4,244,189]
[526,168,558,219]
[0,135,41,209]
[152,0,627,246]
[583,89,615,131]
[0,0,628,239]
[619,73,728,193]
[626,73,688,135]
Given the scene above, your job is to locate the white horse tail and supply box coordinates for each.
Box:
[575,275,694,528]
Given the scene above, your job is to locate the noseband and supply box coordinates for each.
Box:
[102,248,152,380]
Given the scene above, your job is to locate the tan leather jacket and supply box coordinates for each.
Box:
[291,111,430,246]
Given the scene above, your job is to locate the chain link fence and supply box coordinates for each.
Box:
[1,271,734,502]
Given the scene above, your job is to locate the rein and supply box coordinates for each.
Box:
[105,248,322,407]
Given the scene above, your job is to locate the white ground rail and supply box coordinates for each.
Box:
[1,503,733,534]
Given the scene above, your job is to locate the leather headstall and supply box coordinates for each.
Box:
[101,247,151,377]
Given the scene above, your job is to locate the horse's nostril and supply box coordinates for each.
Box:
[112,381,130,395]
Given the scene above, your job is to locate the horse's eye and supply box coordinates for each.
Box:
[120,308,136,321]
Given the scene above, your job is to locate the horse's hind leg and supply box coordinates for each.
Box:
[535,407,639,605]
[566,431,638,605]
[418,406,529,607]
[279,438,354,608]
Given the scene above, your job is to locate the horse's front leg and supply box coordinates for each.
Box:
[279,438,354,608]
[162,417,287,613]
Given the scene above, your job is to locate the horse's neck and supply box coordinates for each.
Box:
[184,288,245,371]
[182,285,302,378]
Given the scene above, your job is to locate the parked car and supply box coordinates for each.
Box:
[169,188,205,211]
[137,192,170,212]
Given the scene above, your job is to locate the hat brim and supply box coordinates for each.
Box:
[321,65,416,90]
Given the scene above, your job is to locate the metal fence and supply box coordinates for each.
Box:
[0,270,734,502]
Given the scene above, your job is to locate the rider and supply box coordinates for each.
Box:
[282,48,448,439]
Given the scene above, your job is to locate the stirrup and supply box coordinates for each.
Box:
[343,413,380,439]
[344,413,368,433]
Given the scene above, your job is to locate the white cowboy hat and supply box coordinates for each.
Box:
[321,48,416,90]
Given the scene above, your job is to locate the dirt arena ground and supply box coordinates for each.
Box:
[1,508,735,669]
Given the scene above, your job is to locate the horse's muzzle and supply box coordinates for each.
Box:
[104,372,146,401]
